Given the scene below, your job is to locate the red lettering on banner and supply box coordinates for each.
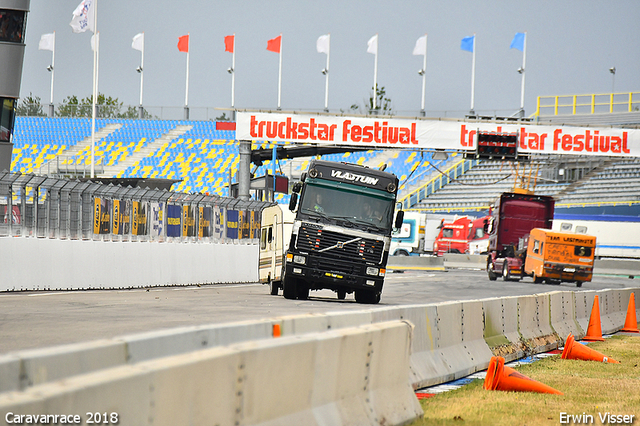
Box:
[352,125,362,142]
[278,121,286,139]
[266,121,278,138]
[309,118,317,140]
[573,134,584,151]
[520,128,528,149]
[553,129,563,151]
[299,122,309,139]
[562,134,572,151]
[363,126,374,143]
[461,125,469,147]
[388,127,398,143]
[611,136,622,153]
[250,115,258,137]
[411,123,418,144]
[600,135,610,153]
[623,132,630,153]
[585,130,593,152]
[286,117,297,139]
[342,120,351,142]
[374,122,381,143]
[400,127,411,144]
[593,130,599,152]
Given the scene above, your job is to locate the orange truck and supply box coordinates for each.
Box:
[523,228,596,287]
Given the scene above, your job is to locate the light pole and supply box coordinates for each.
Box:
[609,67,616,93]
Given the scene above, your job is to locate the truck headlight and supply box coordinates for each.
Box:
[366,267,379,276]
[293,255,306,265]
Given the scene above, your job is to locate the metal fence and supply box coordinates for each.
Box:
[0,171,270,244]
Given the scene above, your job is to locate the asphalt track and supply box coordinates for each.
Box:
[0,268,637,354]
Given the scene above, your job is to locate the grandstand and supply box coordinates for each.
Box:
[11,117,430,204]
[9,101,640,216]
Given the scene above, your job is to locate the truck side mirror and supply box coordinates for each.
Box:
[291,182,302,194]
[394,210,404,229]
[288,193,298,211]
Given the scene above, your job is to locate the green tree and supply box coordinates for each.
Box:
[350,86,393,115]
[15,93,46,117]
[56,93,131,118]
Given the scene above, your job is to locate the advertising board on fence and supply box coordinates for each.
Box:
[227,209,238,239]
[213,206,224,240]
[167,205,181,237]
[150,202,164,238]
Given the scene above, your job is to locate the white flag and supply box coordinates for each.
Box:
[316,34,330,54]
[367,34,378,54]
[91,32,99,52]
[70,0,95,34]
[132,33,144,52]
[413,35,427,56]
[38,33,55,51]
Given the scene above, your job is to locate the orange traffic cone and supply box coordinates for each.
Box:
[583,295,605,342]
[620,293,639,333]
[483,356,563,395]
[272,323,281,338]
[561,333,619,364]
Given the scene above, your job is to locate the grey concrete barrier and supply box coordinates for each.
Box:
[594,259,640,277]
[443,253,486,270]
[0,321,423,426]
[517,294,562,353]
[482,296,524,362]
[387,255,444,271]
[548,291,584,341]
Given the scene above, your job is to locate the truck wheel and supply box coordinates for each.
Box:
[576,281,583,288]
[487,265,498,281]
[270,279,280,295]
[502,264,511,282]
[297,284,309,300]
[355,289,380,304]
[533,273,544,284]
[396,250,409,256]
[282,277,297,300]
[337,289,346,300]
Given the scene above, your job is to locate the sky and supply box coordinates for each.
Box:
[18,0,640,120]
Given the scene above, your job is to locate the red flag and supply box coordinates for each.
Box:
[224,35,234,53]
[177,34,189,52]
[267,35,281,53]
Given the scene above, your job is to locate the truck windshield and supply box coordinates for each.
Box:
[299,182,394,232]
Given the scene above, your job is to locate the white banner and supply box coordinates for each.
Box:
[236,112,639,157]
[150,202,164,238]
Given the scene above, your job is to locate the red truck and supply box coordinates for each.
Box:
[433,215,491,257]
[486,191,555,281]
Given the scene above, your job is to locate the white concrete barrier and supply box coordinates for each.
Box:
[0,238,258,291]
[517,294,561,353]
[482,296,523,362]
[0,322,423,426]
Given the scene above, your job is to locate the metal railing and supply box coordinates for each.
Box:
[534,92,640,116]
[398,158,478,209]
[0,171,270,243]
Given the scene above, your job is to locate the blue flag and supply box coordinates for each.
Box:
[510,32,525,52]
[461,35,475,52]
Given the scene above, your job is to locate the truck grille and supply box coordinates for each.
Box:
[296,225,384,265]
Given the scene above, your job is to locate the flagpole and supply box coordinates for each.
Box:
[324,34,330,112]
[277,33,282,110]
[185,33,190,120]
[90,0,98,179]
[373,34,378,111]
[470,33,476,114]
[231,33,235,110]
[139,34,144,110]
[49,32,55,117]
[519,32,527,117]
[420,34,427,116]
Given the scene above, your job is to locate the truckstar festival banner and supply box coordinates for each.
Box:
[236,112,639,157]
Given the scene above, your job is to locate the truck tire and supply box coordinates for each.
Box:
[355,289,381,304]
[533,273,544,284]
[282,276,297,300]
[502,264,511,281]
[297,284,310,300]
[337,289,346,300]
[270,279,280,295]
[576,281,583,288]
[487,258,498,281]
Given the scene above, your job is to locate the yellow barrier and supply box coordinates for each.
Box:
[534,91,640,117]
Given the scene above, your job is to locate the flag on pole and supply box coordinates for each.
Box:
[178,34,189,52]
[132,33,144,52]
[91,32,99,52]
[38,33,55,51]
[510,32,525,51]
[70,0,95,33]
[316,34,330,54]
[367,34,378,54]
[267,35,281,53]
[461,35,475,52]
[224,35,234,53]
[413,35,427,56]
